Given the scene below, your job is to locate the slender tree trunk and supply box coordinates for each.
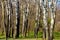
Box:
[34,0,39,38]
[45,0,49,40]
[7,0,12,37]
[22,4,25,37]
[4,1,9,40]
[10,0,14,38]
[49,0,57,40]
[42,1,46,40]
[1,0,5,35]
[22,0,29,37]
[16,0,20,38]
[12,0,19,38]
[42,0,48,40]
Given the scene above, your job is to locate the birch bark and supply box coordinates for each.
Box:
[50,0,57,40]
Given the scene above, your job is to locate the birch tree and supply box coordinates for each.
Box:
[1,0,5,35]
[14,0,20,38]
[42,0,48,40]
[49,0,57,40]
[45,0,49,40]
[11,0,20,38]
[9,0,13,37]
[22,0,29,37]
[4,0,13,38]
[22,0,25,37]
[9,0,14,38]
[4,0,10,40]
[42,0,46,40]
[7,0,12,37]
[34,0,40,38]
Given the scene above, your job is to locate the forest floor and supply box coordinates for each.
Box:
[0,38,60,40]
[0,32,60,40]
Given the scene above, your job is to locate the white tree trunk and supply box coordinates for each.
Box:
[42,0,48,40]
[50,0,57,40]
[35,0,39,29]
[11,0,18,38]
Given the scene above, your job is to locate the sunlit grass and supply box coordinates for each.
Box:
[0,32,60,40]
[0,38,59,40]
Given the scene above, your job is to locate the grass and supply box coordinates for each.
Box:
[0,38,60,40]
[0,34,6,39]
[54,32,60,39]
[0,32,60,40]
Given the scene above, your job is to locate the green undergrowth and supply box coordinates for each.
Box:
[54,32,60,39]
[0,32,60,39]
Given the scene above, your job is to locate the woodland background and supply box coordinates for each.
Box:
[0,0,60,40]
